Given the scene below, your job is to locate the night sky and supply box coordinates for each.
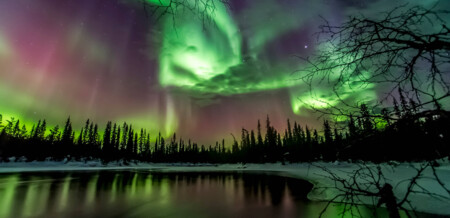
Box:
[0,0,445,145]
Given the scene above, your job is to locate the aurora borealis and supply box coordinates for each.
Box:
[0,0,446,145]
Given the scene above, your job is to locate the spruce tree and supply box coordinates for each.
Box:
[48,125,60,143]
[111,123,117,150]
[20,125,27,139]
[287,119,293,146]
[257,120,263,146]
[38,120,47,140]
[12,120,20,138]
[305,125,312,146]
[116,125,121,151]
[102,121,112,158]
[61,117,73,145]
[323,120,333,144]
[83,119,90,144]
[250,130,256,148]
[77,128,84,146]
[360,104,373,133]
[126,127,134,158]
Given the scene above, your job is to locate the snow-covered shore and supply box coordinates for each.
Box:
[1,159,449,215]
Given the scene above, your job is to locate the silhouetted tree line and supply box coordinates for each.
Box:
[0,99,449,163]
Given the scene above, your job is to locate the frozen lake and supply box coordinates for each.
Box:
[0,170,443,218]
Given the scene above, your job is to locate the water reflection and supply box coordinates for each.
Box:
[0,171,421,218]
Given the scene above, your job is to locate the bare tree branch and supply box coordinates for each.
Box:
[313,162,450,218]
[141,0,230,28]
[298,4,450,118]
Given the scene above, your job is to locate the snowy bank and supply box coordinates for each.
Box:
[0,160,449,215]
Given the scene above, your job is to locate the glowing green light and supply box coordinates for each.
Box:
[157,0,241,88]
[85,174,99,207]
[290,44,378,115]
[57,176,72,211]
[0,175,19,218]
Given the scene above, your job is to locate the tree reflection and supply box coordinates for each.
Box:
[0,171,316,218]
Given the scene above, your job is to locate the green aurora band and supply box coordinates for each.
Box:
[147,1,377,117]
